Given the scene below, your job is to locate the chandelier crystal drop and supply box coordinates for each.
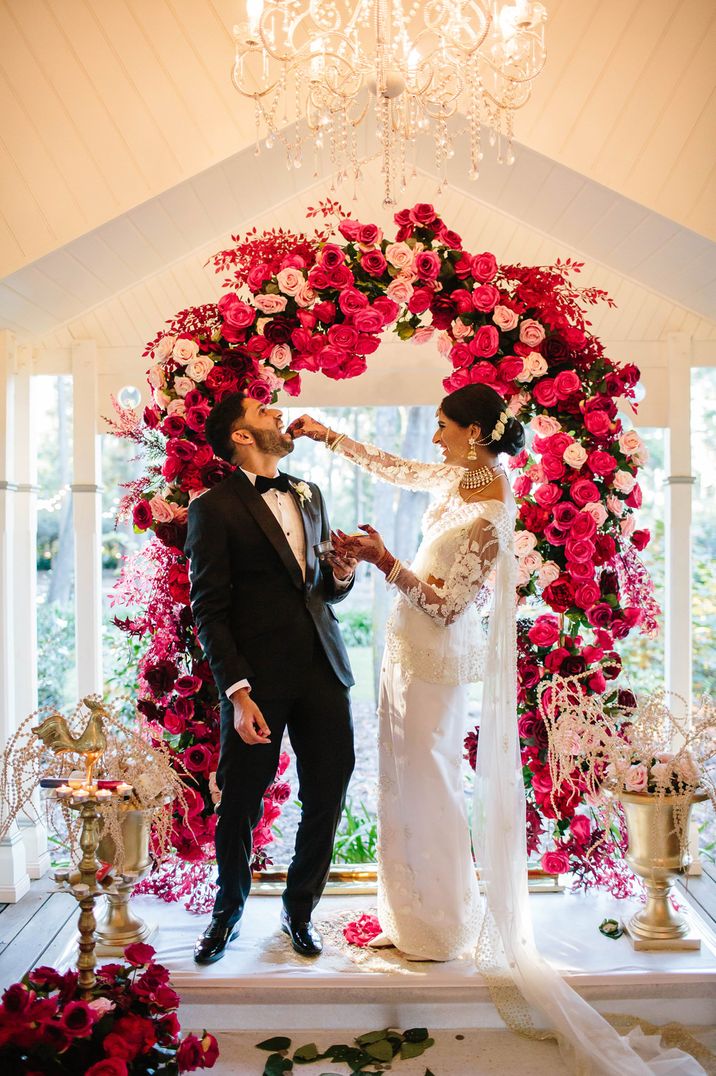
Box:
[232,0,547,207]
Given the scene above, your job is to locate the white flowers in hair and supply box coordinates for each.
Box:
[490,409,510,442]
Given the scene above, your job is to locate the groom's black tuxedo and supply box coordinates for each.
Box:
[186,467,355,922]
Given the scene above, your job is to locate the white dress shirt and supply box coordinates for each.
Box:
[226,469,351,700]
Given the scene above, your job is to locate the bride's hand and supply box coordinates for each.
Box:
[287,414,327,442]
[334,524,386,566]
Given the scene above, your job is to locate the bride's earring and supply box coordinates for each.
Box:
[467,437,478,461]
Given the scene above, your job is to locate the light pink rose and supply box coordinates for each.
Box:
[173,375,194,398]
[538,561,561,588]
[526,463,544,482]
[563,443,588,469]
[166,398,186,416]
[385,242,413,269]
[172,338,199,364]
[584,502,608,527]
[185,356,214,382]
[260,366,283,392]
[155,335,176,360]
[171,505,188,523]
[516,561,531,586]
[153,388,171,409]
[522,550,544,573]
[519,319,546,347]
[88,997,115,1016]
[451,319,473,340]
[516,351,548,382]
[397,267,419,284]
[530,414,562,437]
[508,391,530,415]
[276,266,304,295]
[606,494,625,517]
[650,761,675,789]
[624,763,648,793]
[612,469,636,493]
[148,364,166,389]
[254,293,288,314]
[412,327,435,345]
[295,281,317,308]
[437,332,452,357]
[387,279,414,303]
[675,751,700,785]
[514,531,538,557]
[618,430,644,457]
[148,495,175,524]
[493,305,519,331]
[270,343,292,369]
[620,515,636,538]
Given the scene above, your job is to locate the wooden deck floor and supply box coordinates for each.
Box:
[1,864,715,992]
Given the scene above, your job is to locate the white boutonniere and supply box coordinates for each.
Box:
[290,480,312,505]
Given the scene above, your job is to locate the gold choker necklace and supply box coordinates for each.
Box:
[459,464,503,491]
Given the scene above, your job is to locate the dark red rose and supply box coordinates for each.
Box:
[586,603,613,628]
[464,728,479,770]
[542,576,575,613]
[430,294,457,329]
[561,655,586,676]
[542,336,569,362]
[519,503,550,533]
[263,317,293,345]
[85,1061,129,1076]
[177,1033,204,1071]
[1,982,34,1014]
[161,414,186,438]
[155,521,186,552]
[58,999,98,1036]
[143,406,160,429]
[167,562,190,604]
[145,660,178,695]
[631,528,650,551]
[594,534,617,564]
[519,663,541,689]
[132,500,153,531]
[618,688,637,709]
[544,647,569,672]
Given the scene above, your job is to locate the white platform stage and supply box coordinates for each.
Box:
[89,888,716,1035]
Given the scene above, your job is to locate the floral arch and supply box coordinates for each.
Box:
[114,200,657,901]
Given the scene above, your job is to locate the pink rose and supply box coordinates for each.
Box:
[276,266,304,295]
[624,763,648,793]
[618,429,644,456]
[563,442,587,469]
[386,278,414,304]
[519,319,546,347]
[612,469,636,493]
[269,343,292,369]
[493,305,519,331]
[147,364,166,389]
[185,356,214,382]
[155,335,176,361]
[541,848,570,875]
[606,494,625,517]
[470,324,499,358]
[472,284,500,312]
[414,250,441,280]
[339,289,369,316]
[148,495,174,524]
[514,530,538,557]
[385,241,413,269]
[584,502,608,526]
[254,293,288,314]
[343,913,382,947]
[361,249,388,277]
[517,351,548,382]
[172,337,199,364]
[471,252,498,282]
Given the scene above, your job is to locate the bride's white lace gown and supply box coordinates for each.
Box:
[334,435,706,1075]
[334,436,512,960]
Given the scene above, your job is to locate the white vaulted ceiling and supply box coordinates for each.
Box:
[0,0,714,358]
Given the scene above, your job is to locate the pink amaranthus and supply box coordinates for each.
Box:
[111,200,656,892]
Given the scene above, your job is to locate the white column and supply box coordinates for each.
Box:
[14,345,50,878]
[0,330,30,901]
[72,341,103,698]
[664,333,693,709]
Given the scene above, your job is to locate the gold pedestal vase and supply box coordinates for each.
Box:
[621,790,705,950]
[94,807,157,956]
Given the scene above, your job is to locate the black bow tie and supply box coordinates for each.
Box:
[255,473,290,495]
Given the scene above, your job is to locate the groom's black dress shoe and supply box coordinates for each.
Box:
[280,908,323,957]
[194,911,242,965]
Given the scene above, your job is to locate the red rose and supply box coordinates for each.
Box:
[519,503,550,533]
[167,563,190,605]
[584,410,611,439]
[414,250,441,280]
[124,941,156,966]
[586,603,613,628]
[450,343,473,369]
[430,294,457,329]
[565,537,596,564]
[570,814,592,845]
[631,528,650,551]
[471,252,498,282]
[544,646,570,672]
[570,511,597,540]
[438,226,462,249]
[498,356,524,382]
[528,615,561,648]
[532,378,558,407]
[553,370,581,399]
[588,669,607,693]
[177,1033,205,1071]
[161,414,186,438]
[1,982,34,1014]
[472,284,500,312]
[319,243,345,270]
[517,713,538,739]
[327,324,358,350]
[469,361,497,385]
[408,288,432,314]
[338,219,361,241]
[513,475,532,497]
[352,308,384,334]
[361,249,388,277]
[470,324,499,358]
[543,522,568,546]
[373,296,400,324]
[541,454,566,481]
[553,502,578,529]
[175,674,203,697]
[542,576,575,613]
[587,450,617,476]
[86,1062,129,1076]
[132,500,153,531]
[409,202,437,226]
[534,483,562,508]
[343,913,382,947]
[570,478,600,507]
[541,848,571,875]
[518,663,541,688]
[574,581,600,609]
[218,293,255,331]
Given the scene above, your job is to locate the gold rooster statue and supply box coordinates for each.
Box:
[32,696,108,787]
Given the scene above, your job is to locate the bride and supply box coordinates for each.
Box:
[289,385,706,1075]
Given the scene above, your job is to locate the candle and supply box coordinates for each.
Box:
[97,779,121,790]
[40,777,67,788]
[56,785,72,798]
[116,782,133,796]
[95,788,112,800]
[72,791,89,803]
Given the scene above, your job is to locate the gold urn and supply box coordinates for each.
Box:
[94,807,157,956]
[620,790,705,950]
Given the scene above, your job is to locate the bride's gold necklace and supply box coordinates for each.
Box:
[459,464,503,491]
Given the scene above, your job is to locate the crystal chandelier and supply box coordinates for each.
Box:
[232,1,547,207]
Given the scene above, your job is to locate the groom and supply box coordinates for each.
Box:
[185,391,355,963]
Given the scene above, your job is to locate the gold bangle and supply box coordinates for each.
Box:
[386,558,402,584]
[328,432,346,453]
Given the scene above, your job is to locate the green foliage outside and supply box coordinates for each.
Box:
[332,798,379,864]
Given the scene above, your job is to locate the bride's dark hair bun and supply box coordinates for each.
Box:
[440,384,526,457]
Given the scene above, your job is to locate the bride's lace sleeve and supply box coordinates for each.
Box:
[391,515,500,626]
[333,435,459,492]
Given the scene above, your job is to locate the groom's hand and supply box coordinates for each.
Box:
[230,687,271,745]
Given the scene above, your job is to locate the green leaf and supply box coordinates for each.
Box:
[403,1027,429,1043]
[355,1029,393,1046]
[262,1053,293,1076]
[400,1037,435,1060]
[293,1043,320,1063]
[256,1036,292,1052]
[364,1040,393,1062]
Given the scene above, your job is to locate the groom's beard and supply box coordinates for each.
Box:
[245,424,294,458]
